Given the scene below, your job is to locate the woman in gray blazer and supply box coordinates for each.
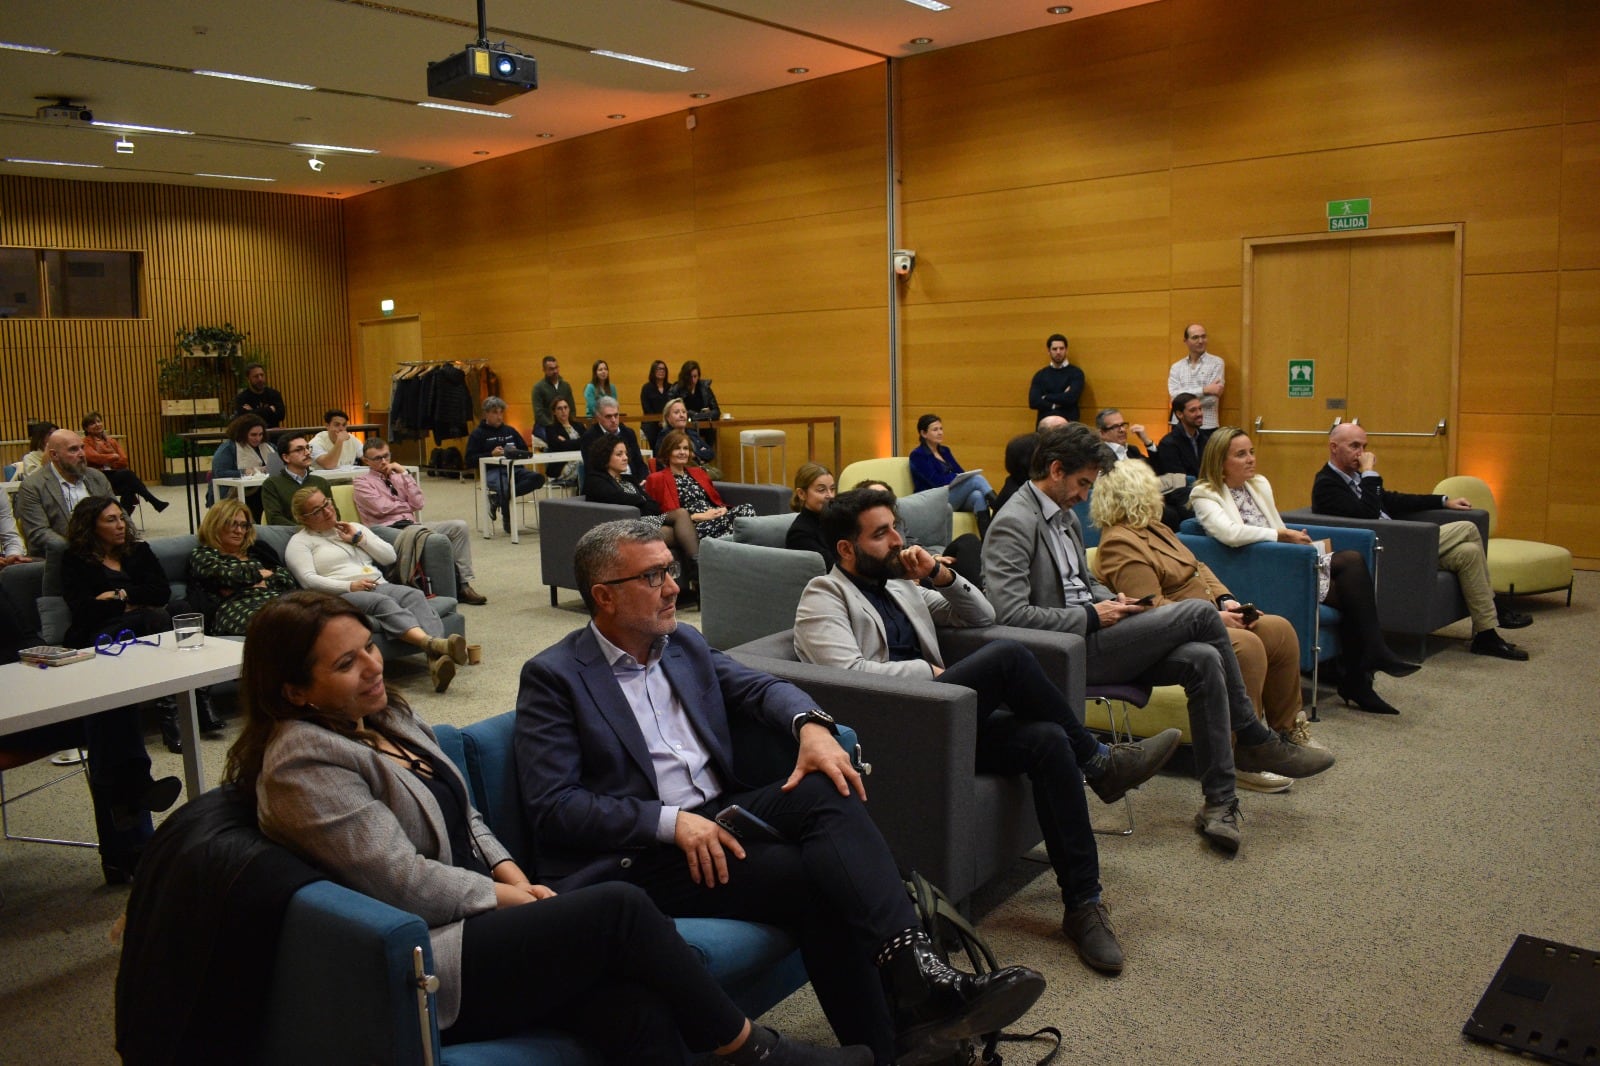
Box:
[225,591,866,1066]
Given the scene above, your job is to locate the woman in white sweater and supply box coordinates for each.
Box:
[1189,428,1416,715]
[284,484,467,692]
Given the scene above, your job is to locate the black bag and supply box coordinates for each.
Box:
[905,871,1062,1066]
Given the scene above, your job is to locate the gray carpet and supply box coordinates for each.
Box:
[2,476,1594,1064]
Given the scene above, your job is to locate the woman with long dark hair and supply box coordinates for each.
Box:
[582,435,701,604]
[536,397,586,485]
[584,360,619,420]
[226,591,866,1065]
[908,414,996,534]
[640,359,673,447]
[670,360,719,454]
[209,413,281,519]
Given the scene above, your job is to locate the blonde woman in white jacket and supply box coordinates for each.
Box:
[1190,428,1416,715]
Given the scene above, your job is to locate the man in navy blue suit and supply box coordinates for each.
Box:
[516,519,1043,1065]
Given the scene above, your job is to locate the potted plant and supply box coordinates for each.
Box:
[156,351,221,416]
[177,322,248,360]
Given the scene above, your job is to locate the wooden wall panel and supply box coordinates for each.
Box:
[698,310,888,409]
[1545,415,1600,559]
[693,68,885,229]
[549,234,698,328]
[1563,2,1600,124]
[1555,270,1600,415]
[545,115,694,252]
[696,210,883,319]
[1171,127,1564,289]
[1171,289,1244,430]
[549,320,701,410]
[1,175,349,477]
[903,172,1170,304]
[1455,413,1551,542]
[1168,0,1565,169]
[1460,273,1558,414]
[1562,121,1600,270]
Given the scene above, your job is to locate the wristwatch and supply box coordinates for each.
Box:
[791,708,837,740]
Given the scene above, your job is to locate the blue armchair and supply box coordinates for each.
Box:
[259,711,815,1065]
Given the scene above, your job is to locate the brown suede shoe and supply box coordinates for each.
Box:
[458,583,488,605]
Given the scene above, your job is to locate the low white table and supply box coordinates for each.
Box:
[477,452,582,544]
[1,638,246,799]
[212,465,366,499]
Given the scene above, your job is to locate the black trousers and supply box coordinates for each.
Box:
[939,640,1103,909]
[1323,549,1392,673]
[450,882,747,1063]
[12,708,157,864]
[619,772,916,1063]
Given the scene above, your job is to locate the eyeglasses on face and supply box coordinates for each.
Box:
[285,445,311,454]
[1102,422,1128,432]
[599,561,681,589]
[96,629,162,656]
[224,520,252,530]
[368,453,391,462]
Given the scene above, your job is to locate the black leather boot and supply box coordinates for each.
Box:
[196,688,225,735]
[878,932,1045,1065]
[158,703,183,754]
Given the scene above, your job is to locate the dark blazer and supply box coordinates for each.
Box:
[581,472,662,516]
[578,424,649,482]
[784,507,837,569]
[1155,427,1213,478]
[514,623,815,889]
[1310,464,1444,520]
[62,542,171,646]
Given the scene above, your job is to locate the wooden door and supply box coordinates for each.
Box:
[1244,227,1459,511]
[357,315,422,423]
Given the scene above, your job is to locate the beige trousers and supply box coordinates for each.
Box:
[1228,613,1302,733]
[1437,520,1497,633]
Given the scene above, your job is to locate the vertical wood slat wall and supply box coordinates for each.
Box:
[0,175,350,478]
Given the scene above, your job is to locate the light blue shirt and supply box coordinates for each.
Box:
[1028,483,1095,607]
[589,623,722,842]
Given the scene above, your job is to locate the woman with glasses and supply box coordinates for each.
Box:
[284,485,468,693]
[639,359,673,448]
[209,413,281,520]
[229,591,865,1065]
[190,497,298,637]
[536,397,585,485]
[642,430,753,544]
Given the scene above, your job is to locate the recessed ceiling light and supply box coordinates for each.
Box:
[291,142,379,155]
[194,69,316,91]
[590,49,693,73]
[910,37,933,45]
[536,132,554,139]
[787,67,809,75]
[369,179,385,185]
[472,149,490,155]
[5,158,104,168]
[607,114,626,120]
[92,121,194,136]
[1047,5,1073,13]
[902,0,951,10]
[0,41,59,54]
[417,101,513,118]
[418,165,435,171]
[194,172,276,182]
[690,92,711,99]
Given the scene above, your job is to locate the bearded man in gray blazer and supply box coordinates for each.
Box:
[980,425,1333,855]
[16,429,113,554]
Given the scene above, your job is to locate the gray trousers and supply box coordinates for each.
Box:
[430,518,475,583]
[344,583,443,639]
[1083,598,1265,805]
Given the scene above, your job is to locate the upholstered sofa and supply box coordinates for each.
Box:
[538,482,790,608]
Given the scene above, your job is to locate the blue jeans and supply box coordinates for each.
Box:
[939,640,1102,909]
[485,466,544,501]
[950,474,995,514]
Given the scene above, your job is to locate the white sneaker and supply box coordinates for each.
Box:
[1236,770,1293,793]
[1287,713,1330,752]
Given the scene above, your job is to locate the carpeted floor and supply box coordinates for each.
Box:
[2,475,1594,1064]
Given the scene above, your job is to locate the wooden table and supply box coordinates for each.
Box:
[2,637,245,800]
[705,416,842,476]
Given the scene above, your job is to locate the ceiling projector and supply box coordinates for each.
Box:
[427,45,537,105]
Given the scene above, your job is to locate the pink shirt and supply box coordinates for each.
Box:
[352,466,425,527]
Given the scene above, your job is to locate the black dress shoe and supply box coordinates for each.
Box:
[1337,678,1400,715]
[1471,630,1529,661]
[101,854,141,885]
[159,709,183,754]
[1497,607,1533,629]
[197,691,226,735]
[110,776,183,831]
[880,934,1045,1065]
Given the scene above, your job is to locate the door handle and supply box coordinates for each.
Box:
[1348,417,1447,438]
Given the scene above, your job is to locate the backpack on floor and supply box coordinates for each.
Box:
[905,871,1062,1066]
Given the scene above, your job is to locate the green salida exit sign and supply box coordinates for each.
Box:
[1327,198,1370,231]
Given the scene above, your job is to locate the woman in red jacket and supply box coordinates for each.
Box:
[642,430,754,541]
[81,412,169,515]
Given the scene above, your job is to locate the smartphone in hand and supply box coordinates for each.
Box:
[715,805,787,843]
[1238,602,1261,625]
[1134,594,1157,607]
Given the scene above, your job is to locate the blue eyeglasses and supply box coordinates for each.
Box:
[95,629,163,656]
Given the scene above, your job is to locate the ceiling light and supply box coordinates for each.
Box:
[369,179,386,185]
[1047,5,1073,13]
[5,158,104,168]
[590,49,693,73]
[690,92,711,99]
[472,149,490,155]
[291,142,378,155]
[194,172,276,182]
[308,154,325,172]
[536,132,554,138]
[788,68,809,74]
[910,37,934,45]
[114,137,134,155]
[902,0,951,10]
[417,101,513,118]
[418,165,436,171]
[194,69,316,91]
[92,121,194,136]
[0,41,59,54]
[606,114,626,120]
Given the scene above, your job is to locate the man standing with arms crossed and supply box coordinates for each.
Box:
[1168,324,1225,430]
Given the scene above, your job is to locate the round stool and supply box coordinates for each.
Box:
[738,429,787,484]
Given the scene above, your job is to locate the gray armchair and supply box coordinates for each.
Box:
[539,482,791,607]
[1279,506,1489,646]
[728,623,1084,906]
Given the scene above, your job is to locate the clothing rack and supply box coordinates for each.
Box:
[388,359,495,476]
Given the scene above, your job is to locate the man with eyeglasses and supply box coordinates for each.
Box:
[516,519,1046,1065]
[579,395,649,482]
[1094,408,1155,463]
[261,435,340,526]
[1167,323,1225,430]
[353,436,487,605]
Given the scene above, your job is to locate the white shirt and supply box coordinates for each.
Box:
[1168,352,1226,429]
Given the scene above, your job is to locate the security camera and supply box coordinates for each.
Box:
[307,155,324,172]
[891,249,916,277]
[114,138,134,155]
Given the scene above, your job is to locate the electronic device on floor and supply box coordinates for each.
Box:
[1462,934,1600,1064]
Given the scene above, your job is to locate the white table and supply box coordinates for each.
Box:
[477,452,582,544]
[212,465,366,499]
[1,638,245,800]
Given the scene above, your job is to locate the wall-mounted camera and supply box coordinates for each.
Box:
[892,249,916,278]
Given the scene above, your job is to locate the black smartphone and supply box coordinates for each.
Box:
[1134,594,1157,607]
[1238,602,1261,625]
[715,805,787,843]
